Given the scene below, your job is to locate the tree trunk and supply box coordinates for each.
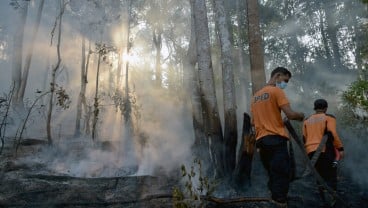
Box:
[235,0,250,110]
[186,0,210,164]
[351,8,367,80]
[18,0,45,101]
[75,37,86,137]
[319,8,333,69]
[153,28,163,88]
[350,7,364,79]
[116,50,123,90]
[192,0,224,177]
[323,0,343,70]
[123,0,132,131]
[92,51,102,141]
[83,42,92,135]
[11,0,29,109]
[212,0,238,175]
[122,0,138,168]
[47,0,65,145]
[284,0,306,73]
[233,0,266,185]
[233,113,254,187]
[247,0,266,94]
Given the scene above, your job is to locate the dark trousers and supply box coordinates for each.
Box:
[308,152,337,190]
[256,135,290,202]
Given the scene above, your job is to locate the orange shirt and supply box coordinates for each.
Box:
[303,113,343,154]
[251,85,289,140]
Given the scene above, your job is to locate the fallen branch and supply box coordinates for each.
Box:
[0,193,174,207]
[200,195,270,204]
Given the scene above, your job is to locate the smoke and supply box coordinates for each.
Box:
[20,90,195,178]
[339,127,368,191]
[0,0,196,179]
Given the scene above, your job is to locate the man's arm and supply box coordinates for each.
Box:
[280,104,304,121]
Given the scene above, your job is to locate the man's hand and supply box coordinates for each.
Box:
[281,104,305,121]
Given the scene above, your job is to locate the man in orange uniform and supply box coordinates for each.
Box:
[303,99,344,205]
[251,67,305,207]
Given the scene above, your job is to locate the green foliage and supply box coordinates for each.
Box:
[173,159,217,208]
[339,79,368,137]
[341,79,368,111]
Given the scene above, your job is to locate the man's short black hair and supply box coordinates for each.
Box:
[314,99,328,110]
[271,67,292,78]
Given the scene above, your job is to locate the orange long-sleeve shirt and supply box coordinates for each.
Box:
[303,113,344,154]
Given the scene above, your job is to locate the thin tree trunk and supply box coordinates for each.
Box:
[319,9,333,68]
[83,42,92,134]
[192,0,224,177]
[354,20,367,80]
[284,0,306,73]
[47,0,64,145]
[92,51,102,141]
[323,1,343,70]
[18,0,45,100]
[153,28,163,87]
[74,37,86,137]
[212,0,238,175]
[11,0,29,109]
[122,0,138,168]
[247,0,265,94]
[116,50,123,91]
[123,0,132,131]
[236,0,250,110]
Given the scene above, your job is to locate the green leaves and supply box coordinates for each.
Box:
[342,79,368,111]
[173,158,217,208]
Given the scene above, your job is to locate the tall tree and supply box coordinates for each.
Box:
[92,43,103,140]
[123,0,133,132]
[235,0,251,110]
[11,0,29,109]
[283,0,307,73]
[74,37,87,137]
[153,25,163,88]
[212,0,238,175]
[247,0,266,94]
[18,0,45,102]
[321,0,344,70]
[346,0,368,80]
[233,0,266,185]
[146,0,166,87]
[186,0,210,164]
[47,0,65,144]
[192,0,224,177]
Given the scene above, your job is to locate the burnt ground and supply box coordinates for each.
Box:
[0,137,367,208]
